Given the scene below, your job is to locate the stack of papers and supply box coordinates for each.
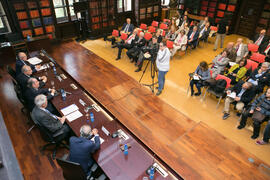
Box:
[227,92,236,98]
[37,64,47,71]
[193,75,200,80]
[61,104,82,122]
[27,57,43,65]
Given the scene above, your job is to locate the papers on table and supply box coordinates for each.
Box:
[91,136,105,144]
[37,64,47,71]
[193,75,200,80]
[227,92,236,99]
[229,62,236,67]
[66,110,83,122]
[27,57,43,65]
[61,104,79,115]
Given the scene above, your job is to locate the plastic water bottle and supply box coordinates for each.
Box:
[61,89,66,101]
[53,66,57,75]
[90,112,94,123]
[27,34,31,41]
[124,144,128,155]
[149,166,154,179]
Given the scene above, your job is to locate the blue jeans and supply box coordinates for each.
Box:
[158,70,168,91]
[190,79,203,94]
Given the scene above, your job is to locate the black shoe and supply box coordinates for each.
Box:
[195,92,201,96]
[156,90,162,96]
[237,125,245,129]
[111,45,117,48]
[251,134,259,139]
[191,91,194,96]
[222,113,230,120]
[135,68,141,72]
[130,59,134,63]
[236,112,241,117]
[213,48,217,51]
[116,57,120,60]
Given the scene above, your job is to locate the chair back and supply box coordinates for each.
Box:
[190,21,194,26]
[14,83,27,106]
[159,23,168,30]
[7,65,17,80]
[56,158,87,180]
[210,26,218,31]
[144,33,152,41]
[215,74,231,88]
[151,21,159,27]
[148,26,156,33]
[162,30,166,37]
[120,33,128,40]
[137,29,142,36]
[245,59,259,71]
[112,29,119,37]
[166,40,174,49]
[248,43,259,52]
[250,53,265,63]
[163,19,170,24]
[140,23,147,30]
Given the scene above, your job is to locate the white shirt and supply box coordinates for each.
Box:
[236,43,242,57]
[156,48,171,71]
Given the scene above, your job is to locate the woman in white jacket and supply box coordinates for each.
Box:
[171,30,187,57]
[156,41,171,96]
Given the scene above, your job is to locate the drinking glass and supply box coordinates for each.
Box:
[84,107,89,119]
[51,80,55,89]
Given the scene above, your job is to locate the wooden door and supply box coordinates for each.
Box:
[235,0,264,38]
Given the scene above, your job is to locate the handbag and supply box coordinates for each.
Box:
[251,96,266,122]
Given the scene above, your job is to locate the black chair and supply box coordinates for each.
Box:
[30,113,69,159]
[6,65,16,80]
[14,83,27,113]
[5,33,28,53]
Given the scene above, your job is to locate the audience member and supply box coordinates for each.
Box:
[179,22,189,35]
[214,17,229,51]
[210,50,229,78]
[155,29,163,43]
[165,26,177,41]
[222,42,236,62]
[126,32,146,63]
[256,120,270,145]
[253,29,268,53]
[198,16,209,30]
[171,30,187,57]
[234,38,248,63]
[225,59,247,85]
[190,61,211,96]
[179,15,189,30]
[156,41,171,96]
[16,52,40,75]
[187,26,199,49]
[238,88,270,139]
[69,125,100,176]
[261,39,270,62]
[222,81,255,119]
[111,18,134,45]
[198,22,211,44]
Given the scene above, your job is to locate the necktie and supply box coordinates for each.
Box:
[126,35,134,43]
[236,45,240,53]
[264,43,270,54]
[218,57,223,61]
[44,109,58,120]
[255,36,263,45]
[190,32,195,40]
[124,24,129,33]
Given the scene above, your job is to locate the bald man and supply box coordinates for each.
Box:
[222,42,237,62]
[15,52,40,75]
[234,38,248,63]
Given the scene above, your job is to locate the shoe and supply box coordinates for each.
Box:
[191,91,194,96]
[111,45,117,48]
[256,140,268,145]
[130,59,134,63]
[251,134,259,139]
[236,112,241,117]
[237,125,245,129]
[222,113,230,120]
[156,90,162,96]
[213,48,217,51]
[116,57,120,60]
[134,68,141,72]
[194,92,201,96]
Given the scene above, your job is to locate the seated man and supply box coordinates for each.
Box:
[238,88,270,139]
[126,31,146,63]
[111,18,134,45]
[135,36,159,72]
[234,38,248,63]
[198,22,211,43]
[16,52,40,76]
[222,81,255,120]
[210,50,230,78]
[115,29,137,60]
[256,119,270,145]
[261,39,270,62]
[24,78,56,112]
[16,65,47,92]
[198,16,209,31]
[69,125,100,176]
[171,29,187,57]
[32,94,70,137]
[253,29,268,53]
[187,26,199,49]
[222,42,236,62]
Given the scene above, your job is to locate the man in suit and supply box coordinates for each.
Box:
[15,52,40,76]
[261,39,270,62]
[111,18,134,46]
[24,78,55,112]
[222,42,237,62]
[198,22,211,46]
[253,29,268,53]
[126,31,146,63]
[222,81,255,119]
[32,94,70,137]
[69,125,100,176]
[234,38,249,63]
[16,65,47,92]
[198,16,209,31]
[187,26,199,49]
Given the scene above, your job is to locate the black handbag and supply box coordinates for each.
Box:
[251,97,266,122]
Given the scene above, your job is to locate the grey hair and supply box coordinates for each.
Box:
[18,52,26,59]
[34,94,47,108]
[139,32,144,36]
[21,65,30,73]
[80,125,92,138]
[261,62,270,68]
[27,78,37,88]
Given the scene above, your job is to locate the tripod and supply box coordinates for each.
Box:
[139,56,158,93]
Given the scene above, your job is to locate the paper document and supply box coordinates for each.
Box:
[66,110,83,122]
[61,104,79,116]
[229,62,236,67]
[91,136,104,144]
[37,64,47,71]
[27,57,43,65]
[227,92,236,98]
[193,75,200,80]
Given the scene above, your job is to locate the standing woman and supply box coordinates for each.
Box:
[156,41,171,96]
[190,61,211,96]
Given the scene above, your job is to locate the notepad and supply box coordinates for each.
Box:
[193,75,200,80]
[66,110,83,122]
[61,104,79,116]
[227,92,236,99]
[91,136,104,144]
[27,57,43,65]
[37,64,47,71]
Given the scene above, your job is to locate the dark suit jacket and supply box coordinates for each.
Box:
[69,136,100,174]
[187,30,199,42]
[133,37,146,48]
[121,23,134,33]
[250,69,270,92]
[32,106,63,133]
[253,34,268,53]
[15,59,36,76]
[260,40,270,56]
[230,81,256,105]
[199,27,211,41]
[16,73,45,92]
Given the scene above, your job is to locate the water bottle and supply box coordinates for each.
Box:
[27,34,31,41]
[90,112,94,123]
[149,166,155,180]
[53,65,57,75]
[61,89,66,101]
[124,144,128,155]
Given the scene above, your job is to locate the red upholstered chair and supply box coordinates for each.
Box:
[166,40,174,49]
[140,23,147,30]
[144,33,152,41]
[163,19,170,24]
[120,33,128,41]
[248,44,259,53]
[159,23,168,30]
[245,59,259,71]
[148,26,156,33]
[137,29,142,36]
[151,21,159,27]
[112,29,119,37]
[250,53,266,63]
[162,30,166,37]
[190,21,194,26]
[210,26,218,31]
[215,74,231,89]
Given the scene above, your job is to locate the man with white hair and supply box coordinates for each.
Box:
[31,94,70,136]
[15,52,40,75]
[69,125,100,176]
[126,31,146,63]
[234,38,248,63]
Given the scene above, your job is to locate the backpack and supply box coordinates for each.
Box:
[214,79,227,94]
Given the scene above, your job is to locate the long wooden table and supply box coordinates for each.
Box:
[34,51,179,180]
[39,40,270,179]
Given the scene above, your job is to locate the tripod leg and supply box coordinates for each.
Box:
[139,60,150,83]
